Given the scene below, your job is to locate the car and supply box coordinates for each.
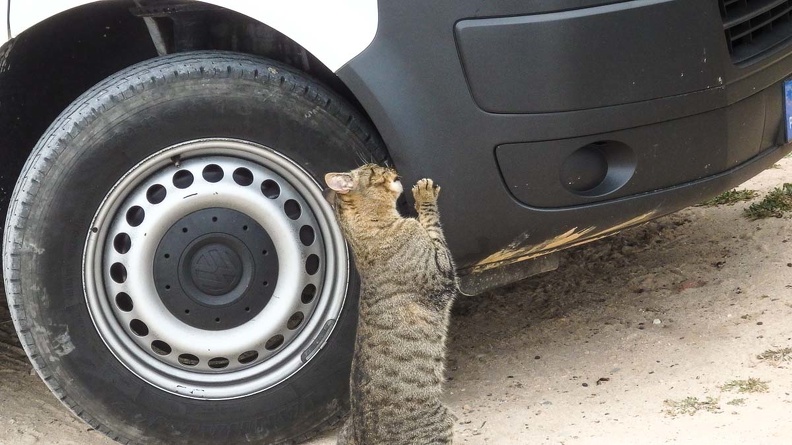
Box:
[1,0,790,444]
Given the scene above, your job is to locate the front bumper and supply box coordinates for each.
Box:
[338,0,792,274]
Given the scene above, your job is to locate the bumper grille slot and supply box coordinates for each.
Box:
[720,0,792,64]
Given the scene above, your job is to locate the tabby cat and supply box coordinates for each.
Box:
[325,164,458,445]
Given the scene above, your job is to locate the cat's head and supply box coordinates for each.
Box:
[324,164,403,207]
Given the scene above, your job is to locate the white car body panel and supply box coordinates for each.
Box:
[4,0,378,71]
[1,0,8,43]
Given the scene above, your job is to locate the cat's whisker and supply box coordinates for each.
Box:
[354,151,367,167]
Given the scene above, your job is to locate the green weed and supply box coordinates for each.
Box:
[664,396,720,416]
[720,378,769,393]
[757,347,792,364]
[698,189,757,207]
[744,184,792,219]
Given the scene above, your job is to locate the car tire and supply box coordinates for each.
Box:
[2,51,386,444]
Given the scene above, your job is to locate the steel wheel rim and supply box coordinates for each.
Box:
[83,139,348,400]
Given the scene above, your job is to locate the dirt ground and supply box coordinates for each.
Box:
[2,157,792,445]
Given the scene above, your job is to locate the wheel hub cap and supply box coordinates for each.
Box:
[153,207,279,330]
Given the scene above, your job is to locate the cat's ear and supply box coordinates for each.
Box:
[324,172,356,194]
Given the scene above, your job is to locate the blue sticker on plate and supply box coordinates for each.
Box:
[785,79,792,142]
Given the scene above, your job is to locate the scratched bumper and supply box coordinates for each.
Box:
[313,0,792,275]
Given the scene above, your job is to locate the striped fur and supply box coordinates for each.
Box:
[325,165,457,445]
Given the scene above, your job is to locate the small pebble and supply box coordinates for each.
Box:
[534,355,541,360]
[582,383,589,387]
[757,321,764,325]
[653,319,661,325]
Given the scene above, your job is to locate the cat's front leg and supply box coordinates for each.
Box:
[412,178,445,242]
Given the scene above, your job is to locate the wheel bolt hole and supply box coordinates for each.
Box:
[238,350,259,364]
[165,285,171,290]
[262,249,268,255]
[202,164,224,183]
[115,292,133,312]
[110,263,127,283]
[301,284,317,304]
[284,199,301,220]
[245,307,250,312]
[305,254,320,275]
[184,309,190,314]
[261,179,280,199]
[129,319,149,337]
[173,170,194,189]
[233,167,254,186]
[263,281,269,287]
[265,335,284,351]
[146,184,167,204]
[287,312,305,330]
[164,253,170,259]
[243,225,248,231]
[151,340,172,356]
[113,233,132,254]
[182,227,188,233]
[178,354,199,367]
[208,357,230,369]
[215,317,221,323]
[212,216,218,222]
[126,206,145,227]
[299,226,315,246]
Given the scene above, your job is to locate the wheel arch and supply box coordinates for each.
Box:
[0,0,384,225]
[7,0,378,72]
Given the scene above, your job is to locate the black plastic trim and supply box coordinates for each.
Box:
[455,1,721,114]
[337,0,792,269]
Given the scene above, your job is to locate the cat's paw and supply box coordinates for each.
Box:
[413,178,440,203]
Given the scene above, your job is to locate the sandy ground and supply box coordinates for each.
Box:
[2,157,792,445]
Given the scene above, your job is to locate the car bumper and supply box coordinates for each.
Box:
[337,0,792,274]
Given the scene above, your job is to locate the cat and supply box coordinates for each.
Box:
[325,164,458,445]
